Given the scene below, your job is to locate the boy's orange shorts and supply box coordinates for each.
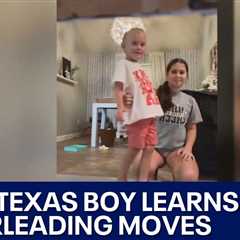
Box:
[127,118,157,149]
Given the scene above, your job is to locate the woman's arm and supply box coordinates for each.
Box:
[184,123,197,152]
[177,123,197,160]
[123,91,133,108]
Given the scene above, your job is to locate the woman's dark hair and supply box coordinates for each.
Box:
[157,58,189,112]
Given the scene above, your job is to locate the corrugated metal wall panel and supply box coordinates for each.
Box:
[85,49,201,122]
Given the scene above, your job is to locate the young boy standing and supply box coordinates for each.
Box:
[112,28,163,181]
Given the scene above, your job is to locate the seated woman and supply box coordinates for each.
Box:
[125,58,203,180]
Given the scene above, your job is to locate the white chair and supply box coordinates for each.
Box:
[116,121,127,139]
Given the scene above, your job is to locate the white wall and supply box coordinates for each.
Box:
[201,15,218,82]
[57,21,89,136]
[0,2,56,180]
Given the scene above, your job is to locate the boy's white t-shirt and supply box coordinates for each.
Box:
[112,59,164,125]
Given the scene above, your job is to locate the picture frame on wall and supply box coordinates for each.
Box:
[62,57,71,79]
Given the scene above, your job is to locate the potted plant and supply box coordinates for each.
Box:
[71,66,80,80]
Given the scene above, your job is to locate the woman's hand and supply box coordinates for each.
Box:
[123,92,133,108]
[176,147,194,161]
[116,109,124,122]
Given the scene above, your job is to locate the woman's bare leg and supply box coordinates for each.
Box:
[166,150,199,181]
[148,150,165,180]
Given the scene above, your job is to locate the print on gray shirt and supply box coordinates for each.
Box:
[156,91,203,152]
[160,105,186,125]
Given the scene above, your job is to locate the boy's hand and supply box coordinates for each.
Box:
[116,109,124,122]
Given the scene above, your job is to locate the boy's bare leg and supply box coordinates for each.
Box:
[118,148,140,181]
[131,150,143,179]
[138,148,154,181]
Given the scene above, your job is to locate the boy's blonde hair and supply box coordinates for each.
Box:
[121,28,145,48]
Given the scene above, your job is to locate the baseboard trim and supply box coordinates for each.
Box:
[56,132,81,142]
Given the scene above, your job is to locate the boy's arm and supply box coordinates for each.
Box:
[113,82,125,121]
[114,82,124,109]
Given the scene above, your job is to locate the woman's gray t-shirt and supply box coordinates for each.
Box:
[156,91,203,152]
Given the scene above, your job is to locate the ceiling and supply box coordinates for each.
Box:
[57,0,217,21]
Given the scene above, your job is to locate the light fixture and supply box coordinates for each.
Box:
[111,17,145,45]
